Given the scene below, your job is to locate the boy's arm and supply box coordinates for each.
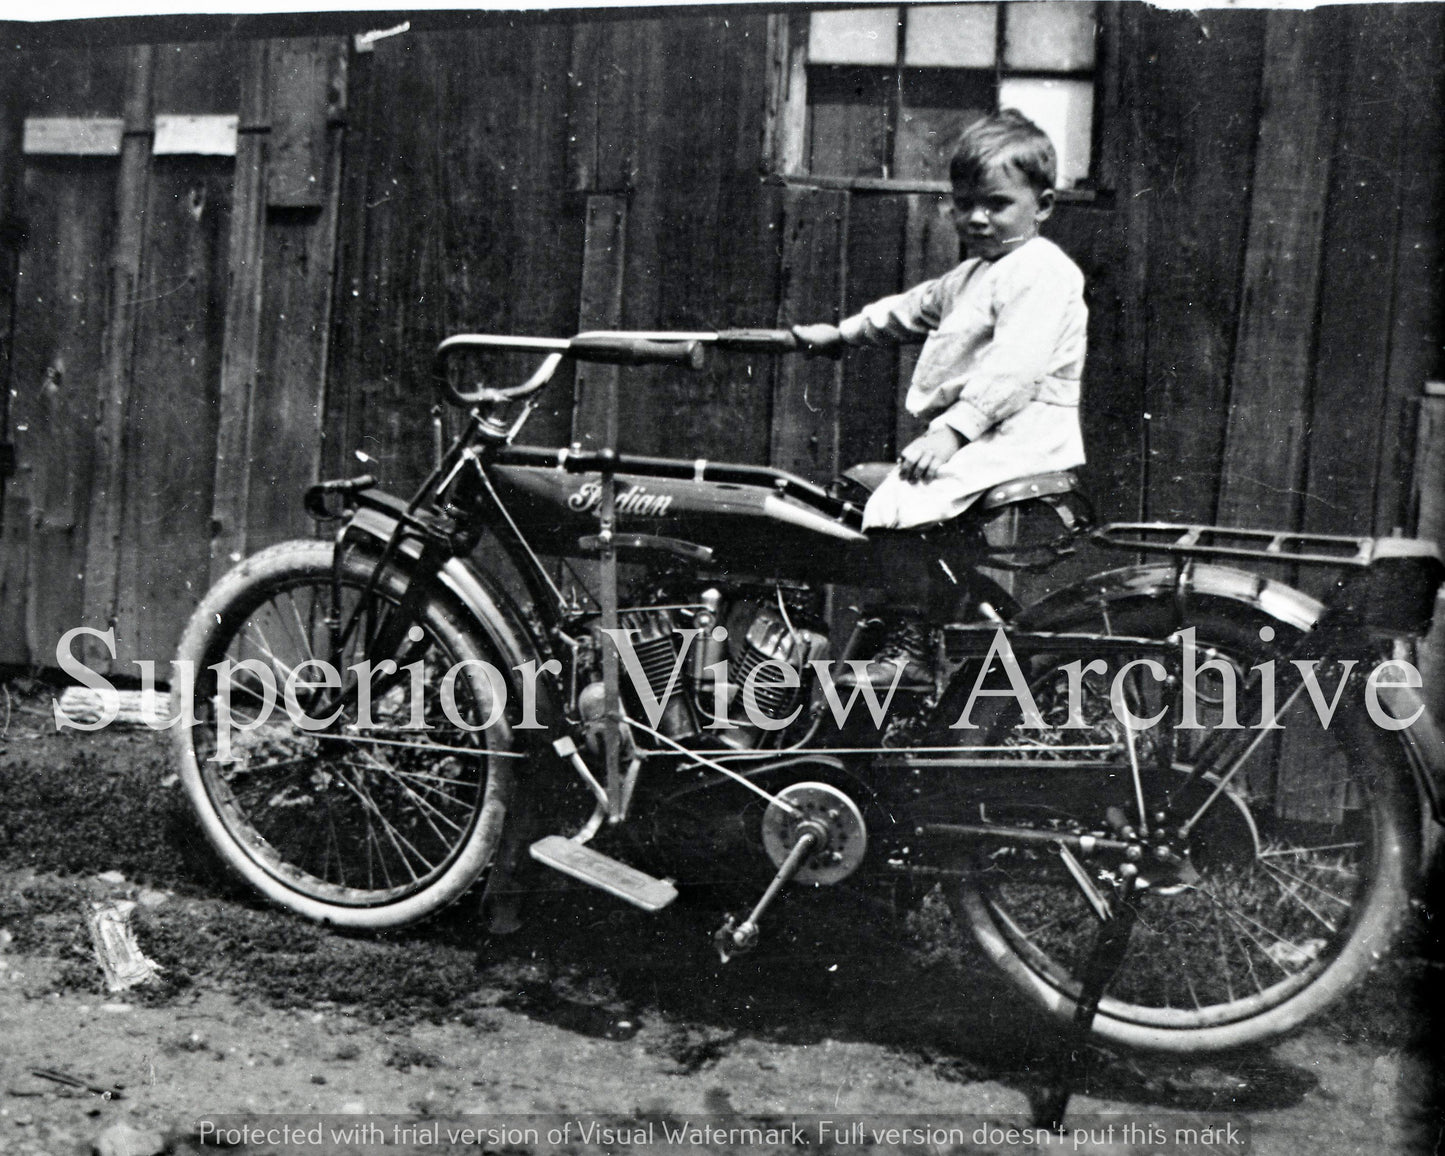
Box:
[791,274,950,357]
[928,262,1083,442]
[840,276,947,347]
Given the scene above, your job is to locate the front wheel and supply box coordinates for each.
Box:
[939,600,1417,1053]
[171,539,520,929]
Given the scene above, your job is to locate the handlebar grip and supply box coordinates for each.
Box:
[568,334,705,369]
[304,475,377,520]
[711,328,802,354]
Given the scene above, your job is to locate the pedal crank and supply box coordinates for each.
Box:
[714,821,823,962]
[714,782,867,963]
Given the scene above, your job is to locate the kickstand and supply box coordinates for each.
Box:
[1030,849,1140,1132]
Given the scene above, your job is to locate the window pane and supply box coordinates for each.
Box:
[809,67,894,178]
[1003,1,1096,71]
[809,8,900,66]
[998,77,1093,186]
[903,4,997,68]
[894,70,994,180]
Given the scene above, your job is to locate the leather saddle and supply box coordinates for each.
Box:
[832,464,1095,569]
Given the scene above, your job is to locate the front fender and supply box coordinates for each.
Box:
[344,505,564,733]
[1016,561,1445,825]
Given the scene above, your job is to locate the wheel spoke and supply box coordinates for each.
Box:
[1258,861,1342,931]
[321,796,345,889]
[1196,887,1300,979]
[344,753,466,844]
[1258,842,1361,864]
[241,621,300,685]
[312,732,524,760]
[285,590,320,664]
[331,767,427,883]
[1258,859,1355,906]
[217,675,272,714]
[1208,899,1242,1001]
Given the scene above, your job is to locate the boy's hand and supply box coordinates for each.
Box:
[791,323,845,358]
[899,427,967,483]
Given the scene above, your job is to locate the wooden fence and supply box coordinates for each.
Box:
[0,6,1440,706]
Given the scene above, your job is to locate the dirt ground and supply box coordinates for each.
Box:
[1,681,1441,1156]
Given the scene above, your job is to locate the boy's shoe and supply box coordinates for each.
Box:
[836,618,934,692]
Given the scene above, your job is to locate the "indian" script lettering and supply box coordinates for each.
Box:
[568,481,675,517]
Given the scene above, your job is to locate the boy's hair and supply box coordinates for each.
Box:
[949,109,1057,194]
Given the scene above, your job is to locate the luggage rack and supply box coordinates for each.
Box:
[1093,522,1436,569]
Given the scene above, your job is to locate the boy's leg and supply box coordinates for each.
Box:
[836,554,938,692]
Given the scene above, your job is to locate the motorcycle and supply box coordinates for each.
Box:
[170,329,1445,1055]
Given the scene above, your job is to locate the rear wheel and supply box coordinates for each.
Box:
[934,600,1415,1052]
[171,539,519,929]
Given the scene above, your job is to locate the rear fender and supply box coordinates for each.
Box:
[1015,561,1445,825]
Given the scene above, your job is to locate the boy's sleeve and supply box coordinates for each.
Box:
[838,275,947,347]
[928,256,1083,441]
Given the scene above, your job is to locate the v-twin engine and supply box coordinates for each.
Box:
[602,588,829,750]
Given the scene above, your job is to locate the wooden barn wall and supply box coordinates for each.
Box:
[0,36,347,669]
[325,14,783,499]
[0,5,1442,684]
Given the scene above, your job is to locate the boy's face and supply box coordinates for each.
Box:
[951,163,1055,261]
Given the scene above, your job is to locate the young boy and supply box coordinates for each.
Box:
[793,109,1087,687]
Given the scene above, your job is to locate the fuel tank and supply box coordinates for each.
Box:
[486,450,887,582]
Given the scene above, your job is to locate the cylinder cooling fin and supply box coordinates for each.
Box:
[735,604,829,719]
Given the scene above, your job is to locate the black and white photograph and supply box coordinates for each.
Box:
[0,1,1441,1153]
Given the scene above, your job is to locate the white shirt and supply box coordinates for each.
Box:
[838,236,1088,529]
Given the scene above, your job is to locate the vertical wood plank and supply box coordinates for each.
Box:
[1215,11,1345,534]
[323,31,432,494]
[571,195,626,451]
[565,23,599,193]
[6,43,131,120]
[1414,391,1445,726]
[1134,9,1264,525]
[610,16,667,356]
[1098,3,1149,526]
[148,39,242,114]
[1028,201,1129,602]
[0,52,29,663]
[246,37,349,553]
[763,12,808,176]
[807,66,892,178]
[209,41,268,579]
[1373,7,1444,538]
[771,185,846,480]
[10,166,118,667]
[1302,6,1409,543]
[592,18,659,197]
[597,14,777,465]
[266,37,334,208]
[321,36,374,487]
[112,156,231,665]
[838,193,905,467]
[81,44,153,666]
[636,173,782,466]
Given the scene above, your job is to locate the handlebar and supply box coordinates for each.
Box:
[433,328,805,408]
[710,328,802,354]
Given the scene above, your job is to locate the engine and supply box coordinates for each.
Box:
[729,603,830,729]
[583,584,830,751]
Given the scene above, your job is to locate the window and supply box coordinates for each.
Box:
[797,3,1097,187]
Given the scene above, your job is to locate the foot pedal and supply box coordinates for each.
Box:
[529,835,677,912]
